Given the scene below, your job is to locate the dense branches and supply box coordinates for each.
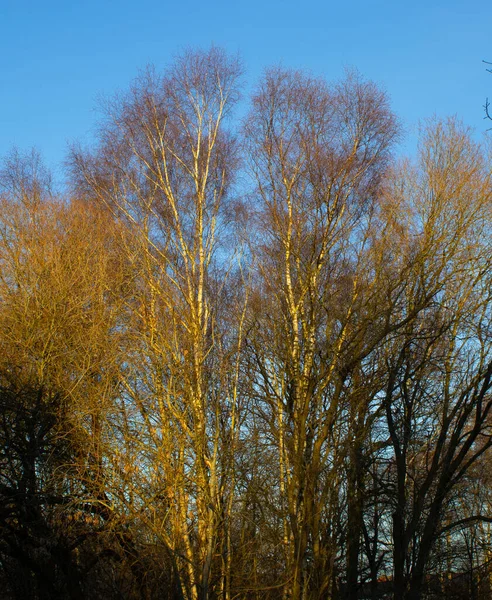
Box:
[1,49,492,600]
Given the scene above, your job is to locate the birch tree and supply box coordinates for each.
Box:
[244,68,399,600]
[71,47,246,600]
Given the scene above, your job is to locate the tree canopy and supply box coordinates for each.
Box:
[1,48,492,600]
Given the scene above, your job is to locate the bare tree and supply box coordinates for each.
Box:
[71,47,247,600]
[0,150,136,598]
[375,118,492,600]
[243,67,400,600]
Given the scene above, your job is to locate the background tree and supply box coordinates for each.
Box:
[374,118,492,600]
[0,150,137,599]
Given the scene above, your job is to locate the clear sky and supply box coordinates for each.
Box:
[0,0,489,182]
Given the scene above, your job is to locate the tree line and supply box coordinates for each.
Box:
[1,47,492,600]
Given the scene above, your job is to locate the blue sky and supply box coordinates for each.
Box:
[0,0,489,181]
